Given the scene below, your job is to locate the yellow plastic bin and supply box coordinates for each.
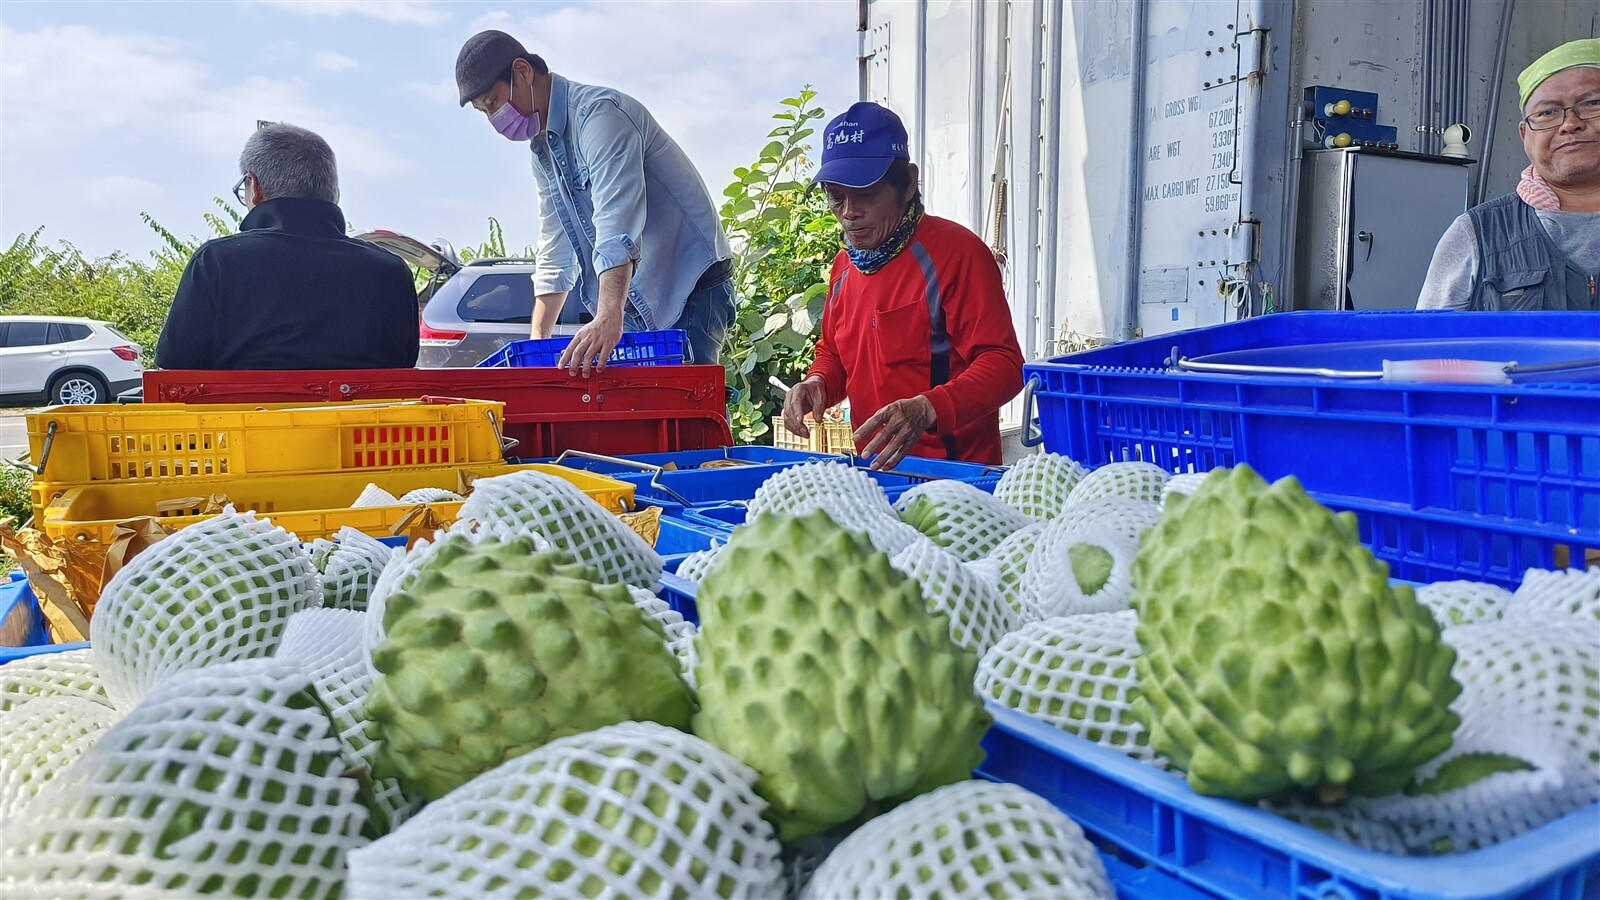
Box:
[25,398,509,486]
[38,463,634,546]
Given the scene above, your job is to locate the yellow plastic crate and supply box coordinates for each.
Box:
[25,399,509,486]
[38,463,634,546]
[770,415,855,455]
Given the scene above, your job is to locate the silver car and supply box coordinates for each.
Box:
[0,315,144,405]
[354,231,583,368]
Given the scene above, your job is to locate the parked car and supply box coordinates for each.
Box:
[0,315,143,405]
[354,231,585,368]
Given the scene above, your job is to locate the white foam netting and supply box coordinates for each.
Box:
[309,526,398,612]
[455,469,663,590]
[398,487,464,504]
[977,611,1160,765]
[988,521,1048,618]
[966,556,1003,592]
[893,479,1031,561]
[1363,713,1588,855]
[0,648,109,713]
[274,606,418,830]
[1507,566,1600,623]
[345,721,785,900]
[628,586,700,689]
[1,658,371,899]
[1364,618,1600,853]
[994,453,1086,521]
[1023,523,1141,619]
[890,538,1019,656]
[745,461,895,520]
[800,780,1114,900]
[1048,496,1164,543]
[0,696,122,823]
[675,542,725,584]
[364,522,545,667]
[90,507,319,711]
[750,498,925,558]
[1440,617,1599,770]
[1160,471,1212,507]
[1415,580,1512,628]
[1067,461,1171,507]
[352,483,400,508]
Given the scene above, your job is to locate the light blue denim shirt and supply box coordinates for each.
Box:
[530,74,732,329]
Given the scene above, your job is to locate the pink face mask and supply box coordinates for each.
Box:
[490,79,541,142]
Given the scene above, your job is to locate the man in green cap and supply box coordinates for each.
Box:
[1417,38,1599,310]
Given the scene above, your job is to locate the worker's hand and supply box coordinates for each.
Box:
[854,395,937,471]
[558,311,624,378]
[782,377,831,438]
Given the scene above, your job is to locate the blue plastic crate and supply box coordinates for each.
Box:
[655,515,725,556]
[653,566,1600,900]
[979,705,1600,900]
[1024,311,1600,588]
[676,475,1002,537]
[1,572,49,651]
[528,447,846,473]
[0,574,87,665]
[477,330,687,369]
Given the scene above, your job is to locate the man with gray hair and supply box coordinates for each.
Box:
[1416,38,1600,311]
[155,123,419,369]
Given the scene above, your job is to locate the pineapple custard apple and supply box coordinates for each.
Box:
[691,509,991,840]
[1132,466,1462,804]
[364,534,694,801]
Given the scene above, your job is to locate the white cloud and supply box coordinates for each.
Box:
[249,0,447,26]
[81,176,166,207]
[403,79,459,106]
[311,50,360,72]
[466,0,857,187]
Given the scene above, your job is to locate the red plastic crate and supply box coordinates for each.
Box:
[144,367,732,458]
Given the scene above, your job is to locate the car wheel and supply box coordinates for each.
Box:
[48,371,108,405]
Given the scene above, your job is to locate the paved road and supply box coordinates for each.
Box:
[1,414,30,464]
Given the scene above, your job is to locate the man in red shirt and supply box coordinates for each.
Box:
[782,102,1025,469]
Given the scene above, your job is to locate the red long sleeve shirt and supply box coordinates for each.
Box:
[806,215,1025,465]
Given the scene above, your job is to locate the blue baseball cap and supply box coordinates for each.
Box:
[812,102,910,189]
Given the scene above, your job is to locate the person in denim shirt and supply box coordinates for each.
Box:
[455,30,735,375]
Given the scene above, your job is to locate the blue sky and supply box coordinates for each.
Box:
[1,0,858,260]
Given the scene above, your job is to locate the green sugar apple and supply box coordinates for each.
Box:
[307,527,396,611]
[1,658,372,899]
[690,510,990,840]
[894,479,1029,561]
[799,781,1113,900]
[346,722,785,900]
[91,508,319,710]
[363,534,694,801]
[1131,466,1461,803]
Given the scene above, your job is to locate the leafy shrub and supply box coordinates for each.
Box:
[717,89,837,443]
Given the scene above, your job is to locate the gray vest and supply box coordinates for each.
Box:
[1467,193,1599,311]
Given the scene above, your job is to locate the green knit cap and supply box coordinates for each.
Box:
[1518,38,1600,109]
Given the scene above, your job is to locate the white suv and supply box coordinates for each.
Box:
[0,316,144,405]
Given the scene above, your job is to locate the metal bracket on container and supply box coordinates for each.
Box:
[5,420,55,476]
[1019,376,1043,447]
[486,409,520,460]
[1171,354,1600,381]
[552,449,694,508]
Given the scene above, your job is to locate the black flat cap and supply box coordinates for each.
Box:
[456,30,526,106]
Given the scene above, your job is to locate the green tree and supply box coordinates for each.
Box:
[718,88,838,443]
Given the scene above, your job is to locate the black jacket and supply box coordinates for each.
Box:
[155,198,419,370]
